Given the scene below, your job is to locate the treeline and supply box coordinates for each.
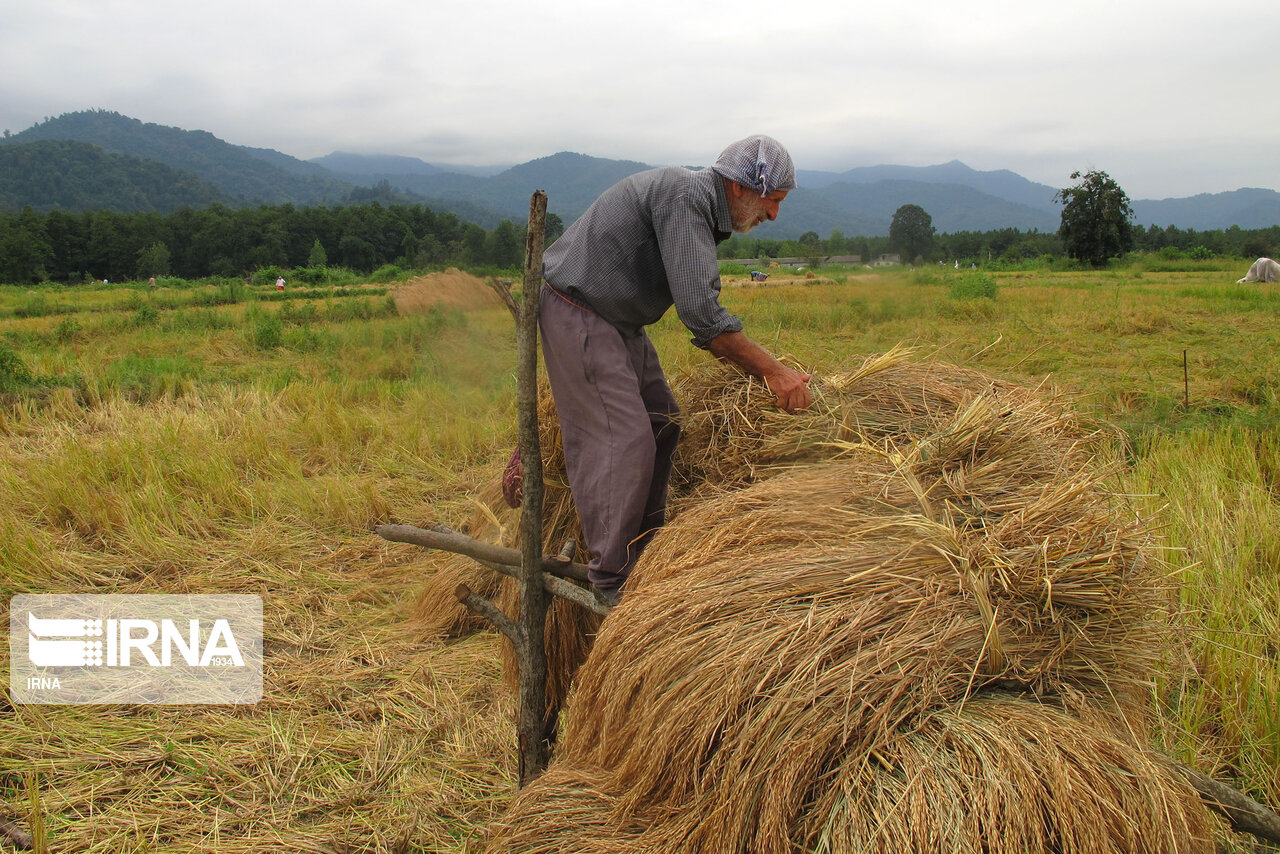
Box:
[0,202,563,285]
[722,223,1279,265]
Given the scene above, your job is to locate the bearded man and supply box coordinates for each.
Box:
[537,134,812,606]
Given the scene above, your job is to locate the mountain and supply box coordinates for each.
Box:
[4,110,1278,235]
[372,152,656,222]
[6,110,353,205]
[1132,189,1280,231]
[310,151,445,176]
[0,139,231,213]
[801,160,1060,213]
[809,179,1059,234]
[309,152,507,178]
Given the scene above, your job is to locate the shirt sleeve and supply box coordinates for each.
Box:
[651,184,743,349]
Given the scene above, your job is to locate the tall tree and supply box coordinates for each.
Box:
[1054,170,1134,266]
[135,240,171,277]
[889,204,935,262]
[308,238,328,268]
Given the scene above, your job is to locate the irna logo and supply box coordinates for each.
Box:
[11,594,262,705]
[27,613,246,668]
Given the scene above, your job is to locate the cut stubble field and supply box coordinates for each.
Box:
[0,263,1276,852]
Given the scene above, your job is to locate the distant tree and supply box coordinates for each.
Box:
[1241,236,1272,259]
[337,234,376,271]
[850,236,871,263]
[545,212,565,245]
[135,240,171,277]
[0,209,52,284]
[889,204,935,262]
[308,238,328,268]
[485,220,524,268]
[1054,170,1134,266]
[798,231,821,248]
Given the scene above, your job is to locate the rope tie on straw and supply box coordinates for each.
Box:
[965,563,1006,674]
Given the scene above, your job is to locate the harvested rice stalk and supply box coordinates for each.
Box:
[486,696,1216,854]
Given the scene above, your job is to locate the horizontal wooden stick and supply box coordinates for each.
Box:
[0,817,32,851]
[376,523,609,617]
[1176,762,1280,847]
[375,523,590,582]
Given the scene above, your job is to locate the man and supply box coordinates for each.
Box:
[539,134,813,607]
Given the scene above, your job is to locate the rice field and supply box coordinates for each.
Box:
[0,261,1277,851]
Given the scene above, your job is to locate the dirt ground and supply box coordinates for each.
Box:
[392,268,506,314]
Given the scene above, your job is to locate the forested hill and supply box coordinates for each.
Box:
[0,140,230,213]
[4,110,1279,234]
[5,110,353,205]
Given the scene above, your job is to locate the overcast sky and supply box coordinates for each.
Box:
[2,0,1276,200]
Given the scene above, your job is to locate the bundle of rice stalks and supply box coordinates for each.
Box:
[553,451,1163,810]
[480,383,1184,851]
[409,476,512,638]
[421,351,1115,723]
[486,696,1216,854]
[666,345,1096,501]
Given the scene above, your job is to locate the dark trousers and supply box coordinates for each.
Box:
[538,285,680,591]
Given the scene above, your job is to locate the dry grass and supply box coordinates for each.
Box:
[391,270,504,315]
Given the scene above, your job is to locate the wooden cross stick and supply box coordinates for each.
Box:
[374,523,591,583]
[1175,762,1280,848]
[375,522,607,617]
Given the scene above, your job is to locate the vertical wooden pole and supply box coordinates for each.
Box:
[516,190,550,786]
[1183,349,1189,409]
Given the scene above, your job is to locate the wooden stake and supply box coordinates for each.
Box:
[1183,349,1190,409]
[515,190,551,786]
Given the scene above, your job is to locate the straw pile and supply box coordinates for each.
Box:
[465,348,1218,852]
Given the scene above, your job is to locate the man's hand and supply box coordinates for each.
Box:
[707,330,814,413]
[765,366,813,413]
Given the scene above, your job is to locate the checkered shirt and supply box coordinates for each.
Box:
[542,166,743,349]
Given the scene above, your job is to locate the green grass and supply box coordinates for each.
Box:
[1,265,1278,850]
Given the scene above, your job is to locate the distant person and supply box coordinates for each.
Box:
[148,276,156,289]
[535,134,813,607]
[275,276,286,291]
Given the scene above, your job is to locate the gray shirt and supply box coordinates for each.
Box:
[543,166,743,349]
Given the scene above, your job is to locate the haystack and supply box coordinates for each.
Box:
[449,348,1111,712]
[463,349,1219,852]
[487,697,1214,853]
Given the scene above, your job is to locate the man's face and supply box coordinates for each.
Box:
[728,183,788,233]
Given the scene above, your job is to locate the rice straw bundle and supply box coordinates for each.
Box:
[475,355,1198,852]
[539,448,1165,839]
[410,477,513,638]
[487,696,1216,854]
[667,345,1096,501]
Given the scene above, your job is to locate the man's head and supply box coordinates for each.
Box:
[725,182,788,233]
[712,134,795,233]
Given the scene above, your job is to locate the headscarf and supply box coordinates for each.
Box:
[711,134,796,197]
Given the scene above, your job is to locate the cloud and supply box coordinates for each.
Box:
[2,0,1277,199]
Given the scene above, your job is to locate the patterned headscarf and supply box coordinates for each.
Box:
[711,134,796,197]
